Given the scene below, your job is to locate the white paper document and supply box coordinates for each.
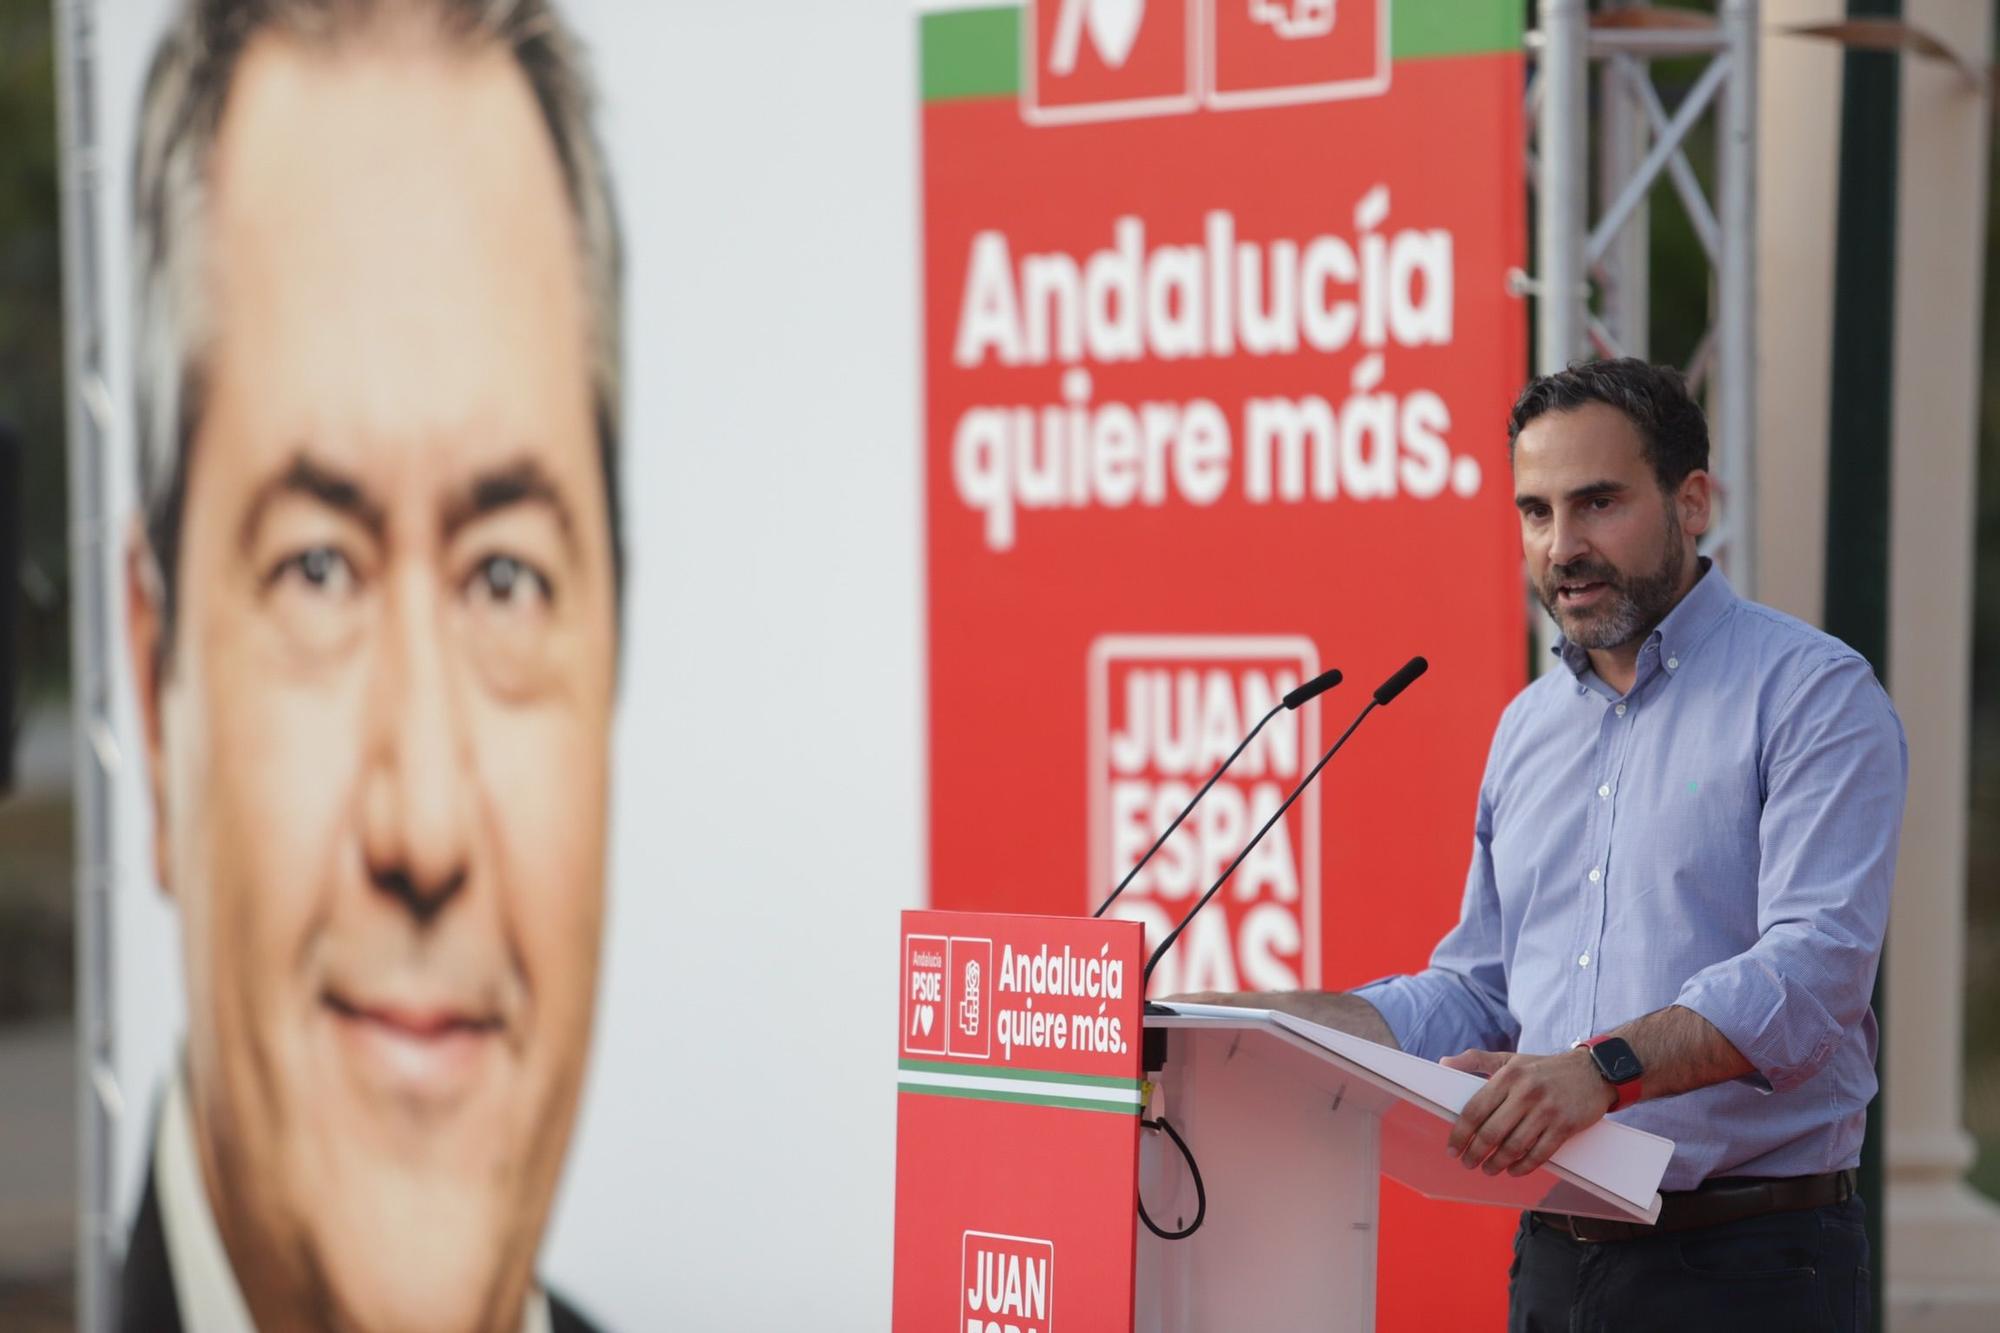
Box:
[1152,1003,1673,1223]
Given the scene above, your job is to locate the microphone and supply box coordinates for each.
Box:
[1373,655,1428,706]
[1143,656,1431,986]
[1283,667,1344,710]
[1093,666,1342,919]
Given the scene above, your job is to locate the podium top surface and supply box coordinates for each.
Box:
[1149,1004,1671,1224]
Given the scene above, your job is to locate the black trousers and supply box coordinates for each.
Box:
[1507,1196,1871,1332]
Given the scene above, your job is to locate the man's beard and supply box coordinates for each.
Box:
[1537,517,1686,651]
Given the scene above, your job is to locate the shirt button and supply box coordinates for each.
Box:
[1579,953,1592,967]
[1598,785,1611,798]
[1615,703,1628,716]
[1667,657,1679,670]
[1588,867,1602,883]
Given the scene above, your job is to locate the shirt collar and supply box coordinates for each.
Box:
[1550,557,1734,679]
[155,1069,257,1333]
[155,1067,555,1333]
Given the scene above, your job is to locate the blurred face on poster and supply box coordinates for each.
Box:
[124,4,620,1329]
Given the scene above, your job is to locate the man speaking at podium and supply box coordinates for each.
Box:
[118,1,621,1328]
[1182,359,1905,1330]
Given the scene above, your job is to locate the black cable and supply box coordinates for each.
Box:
[1137,1115,1206,1241]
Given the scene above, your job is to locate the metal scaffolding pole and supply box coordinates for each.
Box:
[1527,0,1593,670]
[52,0,119,1327]
[1715,0,1759,598]
[1536,0,1591,376]
[1597,0,1650,363]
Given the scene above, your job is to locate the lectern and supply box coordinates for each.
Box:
[891,910,1671,1332]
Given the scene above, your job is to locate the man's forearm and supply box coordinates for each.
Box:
[1168,989,1401,1050]
[1607,1004,1752,1100]
[1440,1003,1755,1178]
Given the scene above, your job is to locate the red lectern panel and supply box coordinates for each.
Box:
[892,911,1146,1333]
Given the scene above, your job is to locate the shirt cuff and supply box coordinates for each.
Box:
[1348,974,1425,1055]
[1674,966,1836,1095]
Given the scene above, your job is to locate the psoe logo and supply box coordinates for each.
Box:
[962,1231,1055,1333]
[1087,635,1323,996]
[903,933,949,1057]
[1024,0,1199,125]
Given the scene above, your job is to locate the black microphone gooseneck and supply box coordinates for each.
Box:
[1092,666,1342,919]
[1142,656,1428,985]
[1131,657,1425,1246]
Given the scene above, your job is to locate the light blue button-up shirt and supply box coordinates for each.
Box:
[1353,563,1907,1190]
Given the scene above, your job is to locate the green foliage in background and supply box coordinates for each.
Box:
[0,0,66,703]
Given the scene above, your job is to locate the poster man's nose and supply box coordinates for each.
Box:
[361,576,473,924]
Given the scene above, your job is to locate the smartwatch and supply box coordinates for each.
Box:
[1573,1035,1644,1111]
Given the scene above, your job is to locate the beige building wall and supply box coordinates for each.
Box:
[1760,2,2000,1328]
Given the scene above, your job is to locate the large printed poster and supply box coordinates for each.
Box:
[921,1,1529,1325]
[77,2,927,1327]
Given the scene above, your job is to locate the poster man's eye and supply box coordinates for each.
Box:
[470,554,555,609]
[271,545,357,597]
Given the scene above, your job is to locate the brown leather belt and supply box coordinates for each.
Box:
[1530,1168,1857,1243]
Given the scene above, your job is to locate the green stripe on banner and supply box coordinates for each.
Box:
[1390,0,1524,60]
[922,6,1020,102]
[898,1057,1139,1089]
[898,1082,1144,1114]
[919,2,1524,102]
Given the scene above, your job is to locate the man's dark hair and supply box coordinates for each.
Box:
[1507,358,1710,491]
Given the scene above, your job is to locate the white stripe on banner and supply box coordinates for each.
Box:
[897,1068,1144,1106]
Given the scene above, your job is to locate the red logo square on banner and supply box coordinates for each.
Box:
[946,936,994,1058]
[962,1232,1055,1332]
[1207,0,1389,109]
[1087,635,1323,997]
[1024,0,1198,124]
[903,933,949,1057]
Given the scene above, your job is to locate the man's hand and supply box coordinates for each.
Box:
[1440,1048,1616,1177]
[1161,990,1400,1049]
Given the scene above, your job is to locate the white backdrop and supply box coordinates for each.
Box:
[83,3,923,1327]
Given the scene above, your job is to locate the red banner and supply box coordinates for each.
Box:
[922,3,1527,1327]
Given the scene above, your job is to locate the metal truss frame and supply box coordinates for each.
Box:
[1526,0,1760,599]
